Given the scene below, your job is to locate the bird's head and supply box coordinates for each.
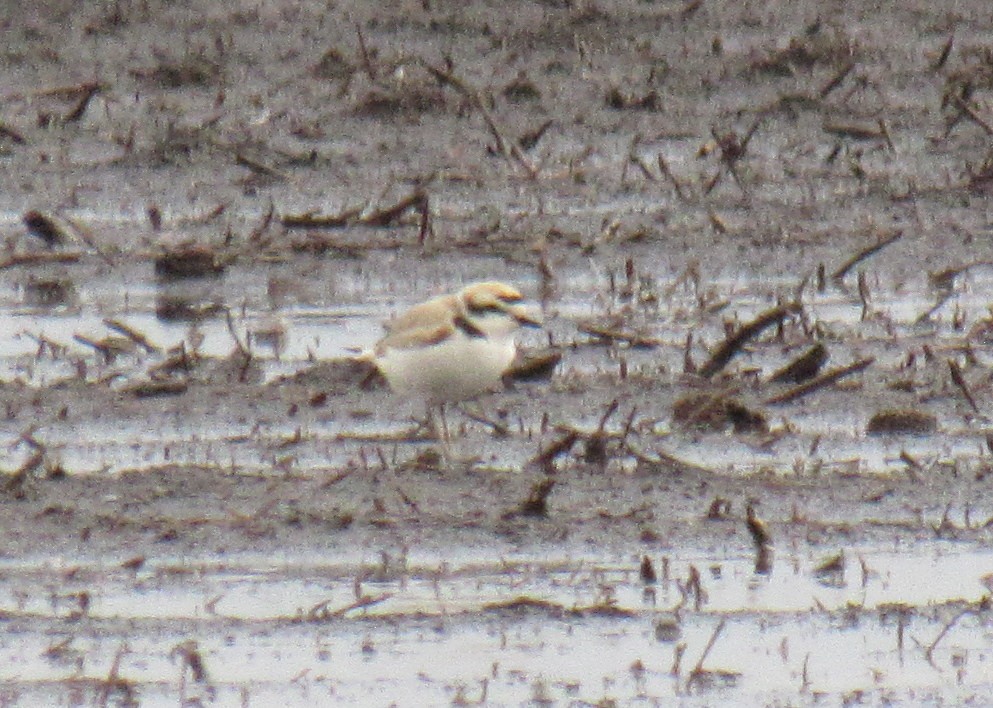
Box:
[458,281,543,335]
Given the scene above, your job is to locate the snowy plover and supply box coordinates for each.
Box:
[365,281,542,451]
[370,281,542,400]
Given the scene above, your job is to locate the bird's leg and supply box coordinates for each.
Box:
[431,402,455,465]
[437,402,451,445]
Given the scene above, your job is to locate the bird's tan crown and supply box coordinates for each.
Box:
[459,281,524,308]
[459,281,542,329]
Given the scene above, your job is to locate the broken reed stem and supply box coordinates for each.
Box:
[224,308,250,359]
[932,34,955,71]
[0,252,82,270]
[62,82,103,124]
[417,192,432,244]
[597,398,621,433]
[819,61,855,98]
[531,430,580,471]
[418,59,538,179]
[577,320,661,347]
[657,153,689,202]
[281,207,363,229]
[280,189,427,231]
[235,152,287,180]
[929,260,993,291]
[831,230,903,281]
[765,357,875,405]
[103,318,158,354]
[951,95,993,137]
[699,303,801,379]
[308,592,393,621]
[361,188,427,226]
[926,605,974,665]
[686,617,728,689]
[768,342,827,384]
[948,359,979,412]
[96,642,130,708]
[64,216,116,267]
[915,289,955,324]
[355,22,377,80]
[0,122,25,143]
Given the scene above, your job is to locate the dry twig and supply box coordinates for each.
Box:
[686,618,728,689]
[700,303,801,378]
[831,230,903,281]
[948,359,979,412]
[765,357,874,405]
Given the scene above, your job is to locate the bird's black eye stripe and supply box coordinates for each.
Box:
[466,302,506,315]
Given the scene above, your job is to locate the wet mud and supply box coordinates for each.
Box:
[3,0,993,704]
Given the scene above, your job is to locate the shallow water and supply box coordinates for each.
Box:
[2,547,992,705]
[4,0,993,703]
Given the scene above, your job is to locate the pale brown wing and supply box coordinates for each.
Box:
[382,293,458,334]
[375,319,455,355]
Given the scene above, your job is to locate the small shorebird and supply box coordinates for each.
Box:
[365,281,542,456]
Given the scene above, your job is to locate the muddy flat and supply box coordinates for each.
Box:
[3,0,993,705]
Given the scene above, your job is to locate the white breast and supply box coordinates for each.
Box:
[375,329,517,403]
